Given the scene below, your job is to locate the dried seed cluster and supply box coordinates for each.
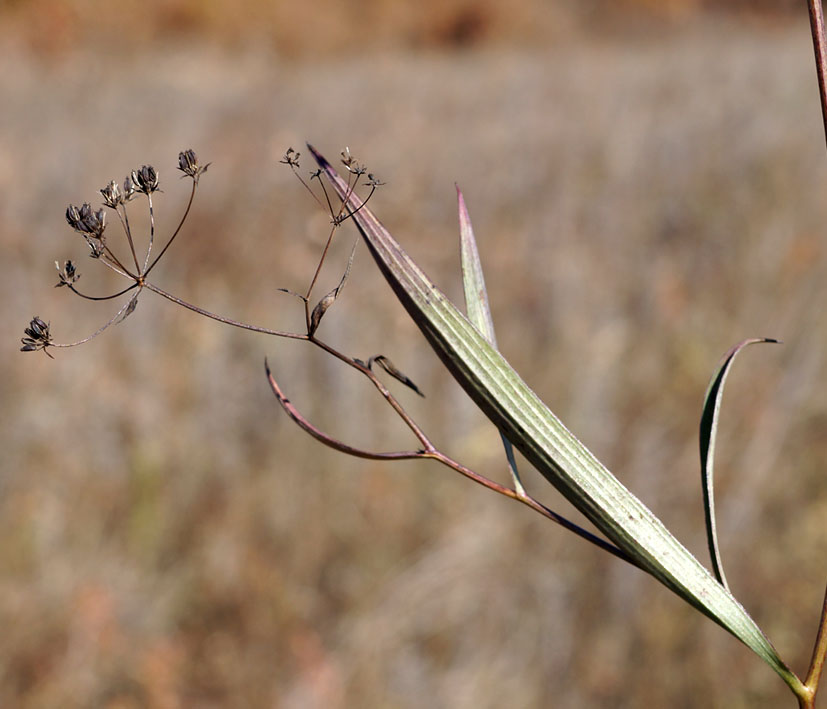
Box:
[22,149,208,355]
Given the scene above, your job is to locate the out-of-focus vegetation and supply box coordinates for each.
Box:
[3,2,827,707]
[0,0,805,57]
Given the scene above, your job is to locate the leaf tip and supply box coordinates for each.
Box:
[306,143,328,168]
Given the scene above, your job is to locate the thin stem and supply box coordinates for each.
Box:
[144,180,197,277]
[426,449,638,567]
[303,169,376,300]
[335,183,377,224]
[809,0,827,151]
[98,252,134,280]
[97,239,137,279]
[51,291,141,349]
[68,282,139,302]
[801,581,827,707]
[337,170,361,222]
[144,281,306,340]
[798,5,827,706]
[312,170,339,220]
[305,223,338,300]
[293,167,328,212]
[114,205,141,274]
[120,204,141,274]
[142,194,155,273]
[265,362,424,461]
[309,335,433,447]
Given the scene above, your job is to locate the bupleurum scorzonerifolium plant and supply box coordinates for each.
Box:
[21,141,827,706]
[21,2,827,703]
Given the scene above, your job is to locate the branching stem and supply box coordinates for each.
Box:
[266,337,636,567]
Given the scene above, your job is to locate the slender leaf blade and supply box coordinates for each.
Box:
[699,338,779,592]
[458,186,497,345]
[457,186,526,496]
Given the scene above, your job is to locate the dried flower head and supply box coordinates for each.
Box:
[66,203,106,239]
[340,147,366,176]
[55,260,79,287]
[131,165,160,195]
[85,238,106,259]
[280,147,301,168]
[177,149,209,182]
[20,316,53,355]
[122,175,137,202]
[100,180,124,208]
[366,173,385,187]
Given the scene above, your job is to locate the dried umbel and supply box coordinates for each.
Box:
[177,148,209,182]
[100,180,124,209]
[66,203,106,239]
[54,260,79,288]
[131,165,159,195]
[20,316,52,355]
[22,150,212,355]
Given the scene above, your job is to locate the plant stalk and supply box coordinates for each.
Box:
[808,0,827,150]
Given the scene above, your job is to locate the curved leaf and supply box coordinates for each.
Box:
[699,338,779,591]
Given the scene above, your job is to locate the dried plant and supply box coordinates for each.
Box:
[21,4,827,707]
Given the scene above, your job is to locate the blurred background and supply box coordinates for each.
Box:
[3,1,827,706]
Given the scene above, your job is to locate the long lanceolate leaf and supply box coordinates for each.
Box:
[307,145,800,692]
[699,338,779,592]
[457,186,526,496]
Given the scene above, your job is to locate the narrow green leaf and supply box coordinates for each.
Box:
[457,186,496,345]
[307,144,801,693]
[457,186,526,496]
[699,338,779,592]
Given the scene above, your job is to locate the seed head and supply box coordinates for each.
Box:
[177,149,209,182]
[122,175,137,202]
[85,238,106,259]
[55,260,80,287]
[131,165,160,195]
[280,147,301,168]
[66,203,106,238]
[20,316,53,355]
[100,180,124,208]
[341,147,366,176]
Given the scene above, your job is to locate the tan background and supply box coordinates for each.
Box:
[3,2,827,707]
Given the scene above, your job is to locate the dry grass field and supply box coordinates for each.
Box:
[3,5,827,708]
